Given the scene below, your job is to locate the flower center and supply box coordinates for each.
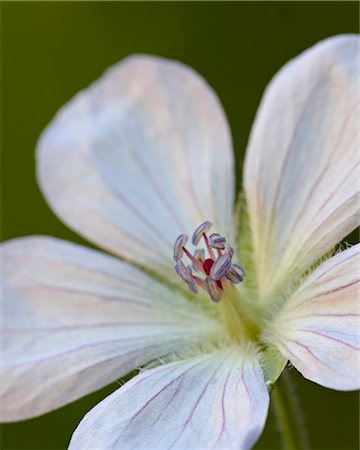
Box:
[173,220,245,303]
[173,221,261,342]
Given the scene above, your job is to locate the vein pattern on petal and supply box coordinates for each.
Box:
[69,348,269,450]
[264,244,359,391]
[244,35,360,297]
[37,55,234,280]
[1,237,216,421]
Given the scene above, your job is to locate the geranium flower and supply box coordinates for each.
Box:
[1,34,358,449]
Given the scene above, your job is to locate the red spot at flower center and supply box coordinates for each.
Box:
[202,258,214,275]
[203,258,223,289]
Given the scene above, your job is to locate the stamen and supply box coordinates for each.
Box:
[172,221,244,303]
[205,276,222,303]
[210,254,232,280]
[194,248,205,261]
[209,233,226,250]
[175,261,198,293]
[225,264,245,284]
[174,260,193,284]
[224,246,234,258]
[203,232,216,260]
[173,234,188,261]
[192,220,212,245]
[183,247,204,272]
[193,249,205,272]
[193,275,206,289]
[187,279,198,293]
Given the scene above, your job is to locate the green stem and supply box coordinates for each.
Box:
[272,370,310,450]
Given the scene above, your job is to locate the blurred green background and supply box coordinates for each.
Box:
[1,1,359,449]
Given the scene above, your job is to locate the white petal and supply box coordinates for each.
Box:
[37,55,234,279]
[265,245,359,391]
[69,348,269,450]
[244,35,360,296]
[1,237,216,421]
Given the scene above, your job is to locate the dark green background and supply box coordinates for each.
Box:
[1,2,359,449]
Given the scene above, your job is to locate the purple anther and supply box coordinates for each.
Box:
[187,280,198,294]
[209,233,226,250]
[192,248,205,272]
[174,260,192,284]
[187,266,198,294]
[225,264,245,284]
[192,221,212,245]
[224,246,234,258]
[205,276,222,303]
[194,248,205,260]
[173,234,188,261]
[210,255,232,281]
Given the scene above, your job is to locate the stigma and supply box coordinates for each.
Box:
[173,221,245,303]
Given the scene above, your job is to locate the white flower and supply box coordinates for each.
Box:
[1,35,359,449]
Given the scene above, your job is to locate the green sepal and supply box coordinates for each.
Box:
[261,345,288,390]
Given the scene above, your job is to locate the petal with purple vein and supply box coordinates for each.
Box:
[244,35,360,298]
[0,237,216,421]
[37,55,234,281]
[264,244,359,391]
[69,347,269,450]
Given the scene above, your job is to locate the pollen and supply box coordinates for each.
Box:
[173,221,245,302]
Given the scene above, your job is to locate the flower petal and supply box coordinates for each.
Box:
[244,35,360,297]
[1,237,216,421]
[265,245,359,391]
[37,55,234,279]
[69,348,269,450]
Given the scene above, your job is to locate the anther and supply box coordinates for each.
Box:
[224,246,234,258]
[209,233,226,250]
[194,248,205,261]
[173,234,188,261]
[210,255,232,281]
[193,249,205,271]
[192,220,212,245]
[187,279,198,294]
[225,264,245,284]
[174,260,193,284]
[205,276,222,303]
[175,261,198,294]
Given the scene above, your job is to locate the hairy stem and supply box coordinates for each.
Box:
[272,370,310,449]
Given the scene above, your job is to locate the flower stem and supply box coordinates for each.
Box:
[272,370,310,450]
